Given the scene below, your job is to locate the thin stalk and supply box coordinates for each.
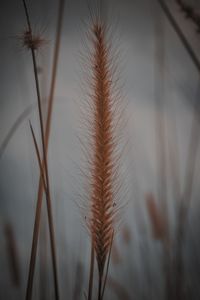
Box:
[29,121,47,193]
[37,4,65,297]
[39,214,47,300]
[175,86,200,300]
[24,2,65,294]
[175,0,200,33]
[154,0,168,229]
[0,104,34,159]
[87,243,95,300]
[157,2,200,298]
[30,123,49,298]
[101,230,114,300]
[26,43,60,300]
[45,0,65,148]
[22,1,59,299]
[157,0,200,73]
[30,32,60,300]
[154,6,172,299]
[98,274,103,300]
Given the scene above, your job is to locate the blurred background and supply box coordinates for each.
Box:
[1,0,200,299]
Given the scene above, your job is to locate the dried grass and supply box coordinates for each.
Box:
[80,14,125,299]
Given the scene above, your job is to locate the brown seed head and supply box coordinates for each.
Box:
[20,29,46,51]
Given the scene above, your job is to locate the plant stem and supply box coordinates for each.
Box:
[87,243,95,300]
[157,0,200,73]
[29,122,47,193]
[31,40,60,300]
[98,274,103,300]
[101,231,114,300]
[22,1,60,299]
[157,1,200,299]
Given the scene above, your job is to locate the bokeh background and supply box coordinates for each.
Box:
[1,0,200,299]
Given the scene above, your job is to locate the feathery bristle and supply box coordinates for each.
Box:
[80,13,125,299]
[89,22,116,277]
[20,29,46,50]
[80,19,123,282]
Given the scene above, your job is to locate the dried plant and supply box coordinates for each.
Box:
[24,1,65,299]
[157,0,200,73]
[80,11,125,300]
[19,29,47,51]
[146,193,167,241]
[0,104,34,160]
[175,0,200,33]
[154,2,200,299]
[21,1,62,299]
[89,21,116,288]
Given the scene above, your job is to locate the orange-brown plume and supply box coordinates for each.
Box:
[80,15,125,297]
[89,21,116,277]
